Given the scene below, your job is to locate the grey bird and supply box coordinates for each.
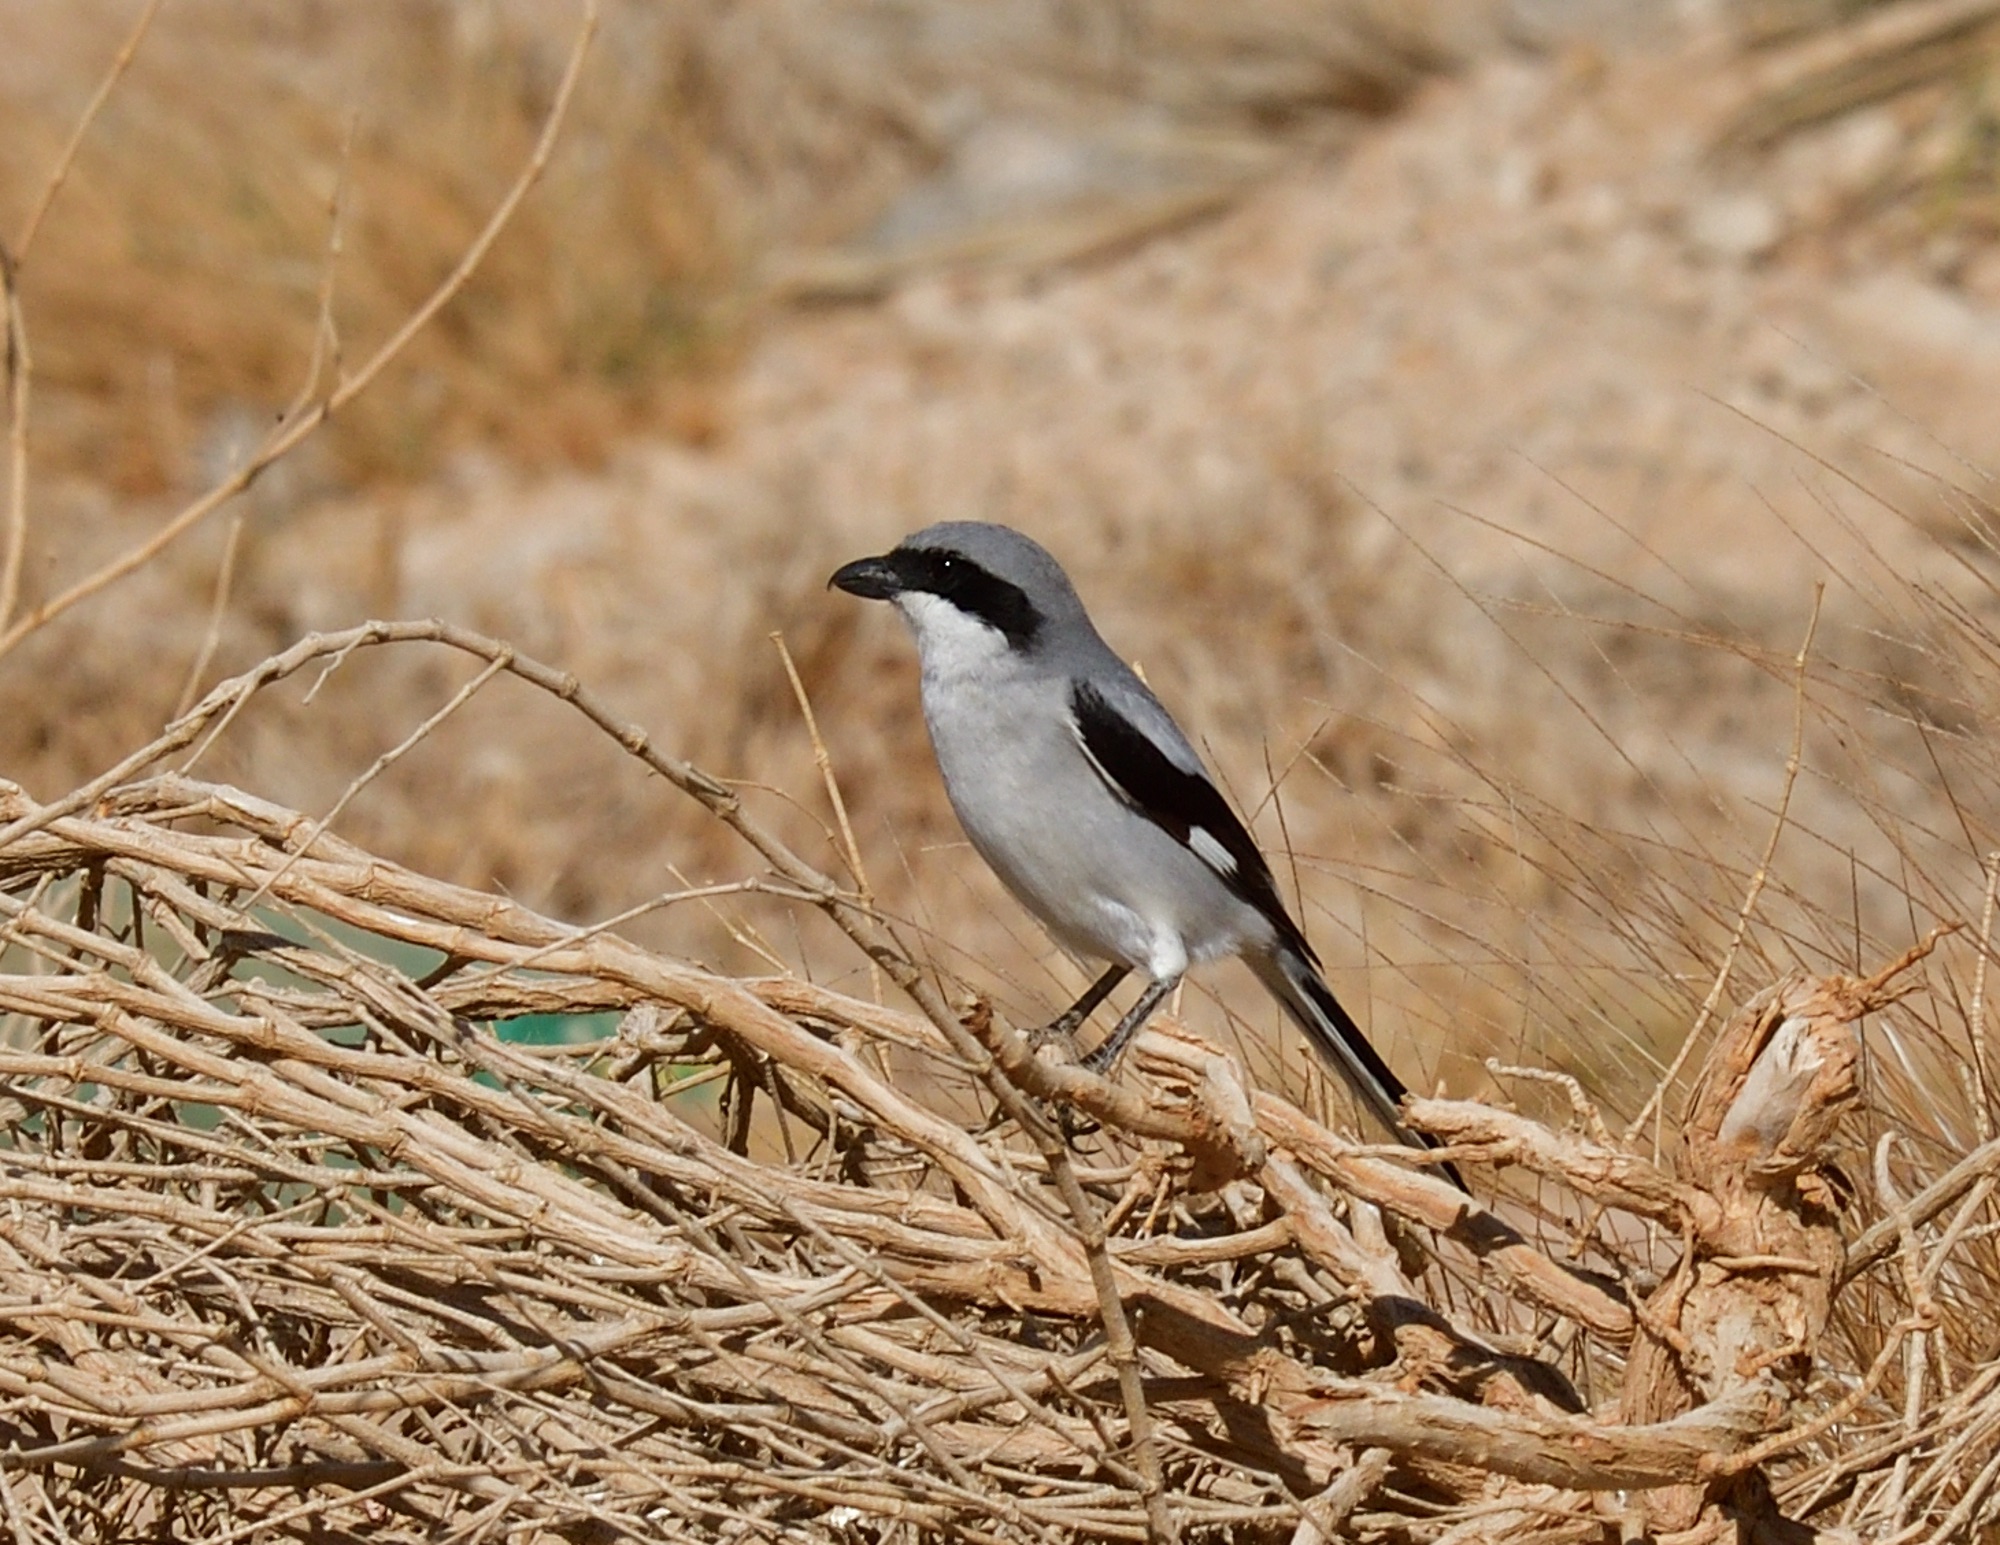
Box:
[831,520,1460,1186]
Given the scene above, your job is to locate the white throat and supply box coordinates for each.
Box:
[895,591,1023,688]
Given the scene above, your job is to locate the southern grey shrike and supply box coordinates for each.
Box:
[832,520,1457,1182]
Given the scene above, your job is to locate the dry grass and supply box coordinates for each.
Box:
[0,0,1484,499]
[0,0,729,497]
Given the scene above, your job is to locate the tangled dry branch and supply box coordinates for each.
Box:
[0,625,1989,1543]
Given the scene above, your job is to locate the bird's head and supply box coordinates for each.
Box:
[830,522,1087,657]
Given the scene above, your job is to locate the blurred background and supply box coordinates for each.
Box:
[8,0,2000,1138]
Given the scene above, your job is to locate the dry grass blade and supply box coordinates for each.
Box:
[1717,0,2000,155]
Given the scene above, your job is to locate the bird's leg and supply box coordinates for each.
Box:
[1033,964,1129,1047]
[985,966,1133,1141]
[1082,974,1178,1074]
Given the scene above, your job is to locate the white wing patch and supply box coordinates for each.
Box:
[1188,826,1238,878]
[1071,720,1126,805]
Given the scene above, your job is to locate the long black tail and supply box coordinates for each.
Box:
[1251,945,1467,1193]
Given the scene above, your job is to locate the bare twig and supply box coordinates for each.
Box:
[237,648,512,912]
[774,630,881,1009]
[0,0,600,661]
[1,0,167,633]
[1971,851,2000,1141]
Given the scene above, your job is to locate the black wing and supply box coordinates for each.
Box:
[1069,677,1316,964]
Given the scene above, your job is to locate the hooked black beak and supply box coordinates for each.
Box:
[829,553,904,601]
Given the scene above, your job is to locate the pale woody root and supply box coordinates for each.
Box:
[0,622,1983,1543]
